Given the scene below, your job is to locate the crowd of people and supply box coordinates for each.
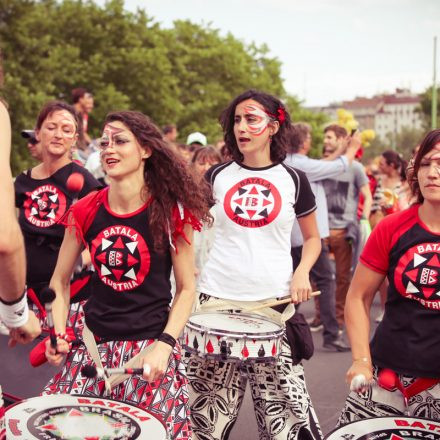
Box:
[0,86,439,440]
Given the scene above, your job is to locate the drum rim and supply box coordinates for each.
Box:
[324,415,439,439]
[5,393,168,431]
[187,311,284,337]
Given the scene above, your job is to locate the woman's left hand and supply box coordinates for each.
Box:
[141,342,173,382]
[290,267,312,304]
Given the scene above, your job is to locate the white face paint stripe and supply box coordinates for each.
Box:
[243,105,271,136]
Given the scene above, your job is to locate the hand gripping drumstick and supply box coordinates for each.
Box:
[246,291,321,312]
[81,364,151,379]
[40,287,57,349]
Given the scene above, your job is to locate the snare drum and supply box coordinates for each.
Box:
[183,311,284,362]
[325,416,440,439]
[6,394,168,439]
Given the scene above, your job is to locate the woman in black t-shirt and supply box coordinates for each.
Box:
[14,101,101,324]
[338,129,440,425]
[44,111,212,439]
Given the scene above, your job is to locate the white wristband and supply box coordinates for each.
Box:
[0,292,29,328]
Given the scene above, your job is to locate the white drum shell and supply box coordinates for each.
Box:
[184,312,284,362]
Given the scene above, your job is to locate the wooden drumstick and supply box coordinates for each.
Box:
[246,291,321,312]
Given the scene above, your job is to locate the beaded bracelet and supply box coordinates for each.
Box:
[158,332,176,349]
[56,332,73,350]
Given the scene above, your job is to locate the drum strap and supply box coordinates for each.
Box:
[82,324,156,394]
[195,297,294,324]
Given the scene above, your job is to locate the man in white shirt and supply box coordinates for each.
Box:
[285,123,359,351]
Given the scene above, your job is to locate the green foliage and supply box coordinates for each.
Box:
[417,86,440,130]
[0,0,326,173]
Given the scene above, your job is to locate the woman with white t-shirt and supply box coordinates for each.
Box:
[186,90,323,440]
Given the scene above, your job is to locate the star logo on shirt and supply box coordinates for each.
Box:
[224,177,281,228]
[91,225,150,292]
[394,242,440,309]
[23,185,67,228]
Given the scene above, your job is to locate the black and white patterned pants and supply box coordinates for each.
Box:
[184,296,322,440]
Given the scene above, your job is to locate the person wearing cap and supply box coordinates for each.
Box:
[21,129,42,162]
[186,131,207,147]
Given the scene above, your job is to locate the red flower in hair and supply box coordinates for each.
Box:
[277,108,286,125]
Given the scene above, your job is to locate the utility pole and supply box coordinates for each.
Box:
[433,36,438,129]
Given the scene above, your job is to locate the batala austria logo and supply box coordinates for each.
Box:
[224,177,281,228]
[394,242,440,310]
[91,225,150,292]
[23,185,67,228]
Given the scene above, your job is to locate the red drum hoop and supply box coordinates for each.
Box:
[325,416,440,439]
[5,394,168,439]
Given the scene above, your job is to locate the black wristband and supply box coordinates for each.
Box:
[0,288,26,305]
[158,332,176,349]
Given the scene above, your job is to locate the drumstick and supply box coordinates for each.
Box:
[81,364,151,378]
[40,287,57,349]
[246,291,321,312]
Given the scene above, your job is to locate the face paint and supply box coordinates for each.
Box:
[420,144,440,176]
[99,124,124,150]
[58,119,76,139]
[243,105,271,136]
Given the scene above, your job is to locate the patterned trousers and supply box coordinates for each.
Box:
[43,339,193,440]
[337,366,440,427]
[185,293,322,440]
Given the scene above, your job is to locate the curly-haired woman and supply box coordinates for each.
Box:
[186,90,323,440]
[44,110,212,439]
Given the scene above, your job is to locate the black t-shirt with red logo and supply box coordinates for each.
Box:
[360,204,440,377]
[68,188,198,340]
[15,162,101,287]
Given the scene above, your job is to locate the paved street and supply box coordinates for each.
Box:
[0,298,381,439]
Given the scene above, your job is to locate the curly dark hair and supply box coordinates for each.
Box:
[104,111,213,251]
[407,129,440,204]
[219,89,292,163]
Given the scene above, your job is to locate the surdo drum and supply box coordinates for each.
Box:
[5,394,168,439]
[325,416,440,439]
[183,311,284,362]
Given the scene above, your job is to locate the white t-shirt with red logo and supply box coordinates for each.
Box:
[198,161,316,301]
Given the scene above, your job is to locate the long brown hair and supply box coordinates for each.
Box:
[104,111,213,251]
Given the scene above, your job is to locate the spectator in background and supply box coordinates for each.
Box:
[286,122,359,351]
[189,146,222,278]
[322,124,372,331]
[72,88,94,163]
[186,131,207,147]
[163,124,178,144]
[21,129,42,162]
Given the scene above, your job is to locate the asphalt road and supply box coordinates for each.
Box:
[0,298,382,439]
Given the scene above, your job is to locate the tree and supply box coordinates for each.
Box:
[417,86,440,130]
[0,0,326,172]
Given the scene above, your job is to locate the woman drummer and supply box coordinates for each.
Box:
[44,111,212,439]
[186,90,323,439]
[339,129,440,425]
[14,101,101,326]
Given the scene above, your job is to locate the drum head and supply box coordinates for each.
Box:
[325,416,440,439]
[6,394,167,439]
[189,312,282,335]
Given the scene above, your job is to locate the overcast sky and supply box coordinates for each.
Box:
[122,0,439,107]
